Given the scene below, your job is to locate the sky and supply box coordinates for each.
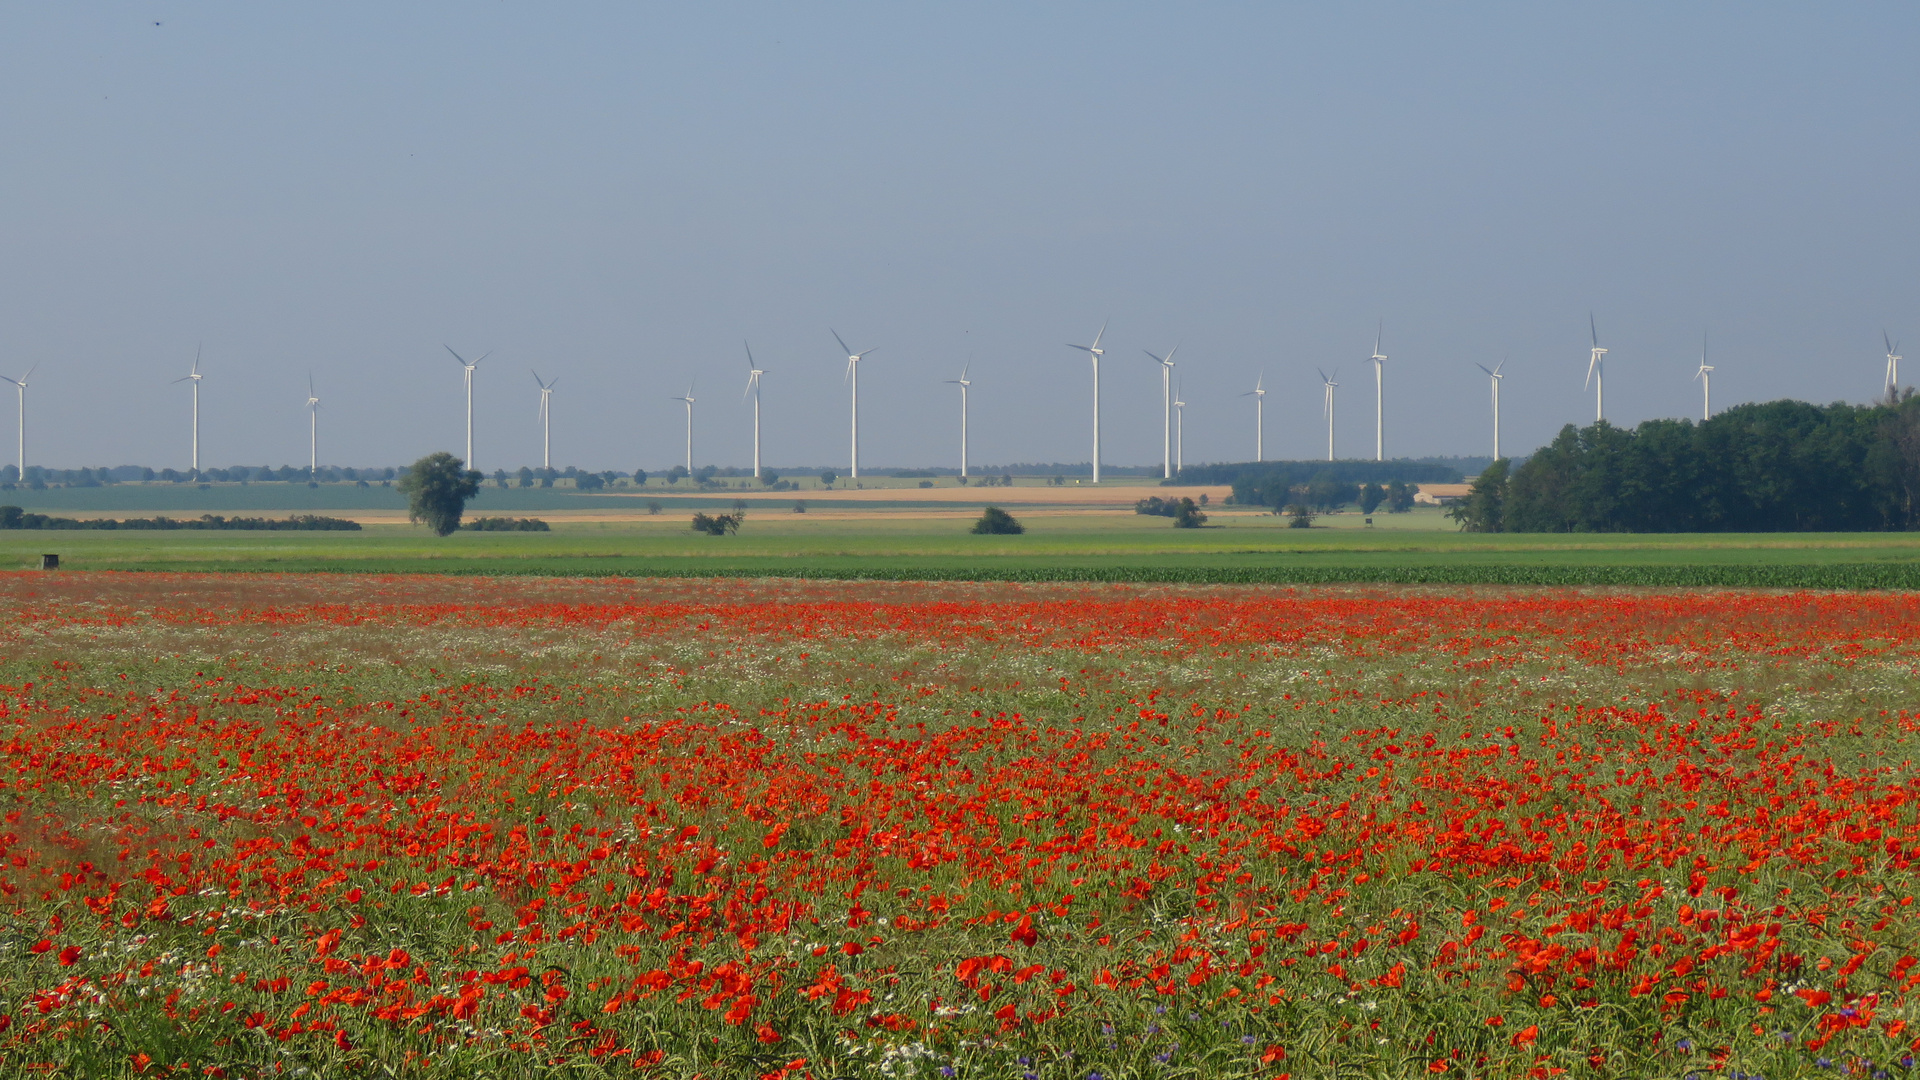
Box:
[2,3,1917,473]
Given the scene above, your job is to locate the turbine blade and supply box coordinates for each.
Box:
[1476,363,1493,376]
[960,362,969,380]
[1374,319,1383,356]
[1889,329,1896,355]
[1143,349,1163,364]
[1590,312,1598,347]
[744,340,756,369]
[445,345,468,366]
[831,329,852,357]
[1090,321,1106,351]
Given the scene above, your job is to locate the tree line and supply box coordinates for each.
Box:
[1450,397,1920,532]
[0,508,360,531]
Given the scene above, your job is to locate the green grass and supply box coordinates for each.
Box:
[6,509,1920,586]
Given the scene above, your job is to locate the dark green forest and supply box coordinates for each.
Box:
[1450,397,1920,532]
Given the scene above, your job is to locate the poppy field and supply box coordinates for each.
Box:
[3,573,1920,1079]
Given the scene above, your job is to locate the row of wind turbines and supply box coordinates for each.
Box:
[0,321,1906,478]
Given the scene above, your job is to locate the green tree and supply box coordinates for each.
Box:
[819,470,838,488]
[1358,482,1385,515]
[1447,459,1510,532]
[971,506,1023,534]
[396,452,482,536]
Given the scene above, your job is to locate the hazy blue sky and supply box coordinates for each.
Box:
[3,3,1917,472]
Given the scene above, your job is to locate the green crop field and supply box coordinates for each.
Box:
[5,504,1920,587]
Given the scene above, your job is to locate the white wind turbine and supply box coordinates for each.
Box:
[672,383,696,476]
[1318,365,1340,461]
[1172,378,1186,475]
[1695,333,1714,422]
[743,342,766,479]
[1886,331,1904,399]
[445,346,488,467]
[1370,322,1387,461]
[1144,346,1178,478]
[533,371,557,469]
[1242,373,1267,462]
[831,330,878,479]
[1475,359,1505,460]
[0,365,35,476]
[943,363,971,478]
[1067,322,1108,483]
[1585,315,1607,423]
[305,374,320,478]
[172,348,204,474]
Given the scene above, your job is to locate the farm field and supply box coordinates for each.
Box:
[4,510,1920,587]
[3,573,1920,1078]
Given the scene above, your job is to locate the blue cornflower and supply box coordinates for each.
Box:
[1817,1060,1834,1069]
[1676,1039,1694,1052]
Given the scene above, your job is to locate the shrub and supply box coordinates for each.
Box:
[793,501,807,514]
[460,517,551,532]
[971,506,1023,534]
[691,512,741,536]
[1286,504,1315,528]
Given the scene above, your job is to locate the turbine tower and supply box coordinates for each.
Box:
[533,371,557,470]
[1172,378,1186,475]
[673,383,695,476]
[0,366,35,476]
[1695,334,1714,422]
[172,349,204,474]
[831,330,877,479]
[1067,322,1107,483]
[1370,322,1387,461]
[1585,315,1607,423]
[305,374,320,478]
[445,346,488,468]
[1242,373,1267,462]
[1887,331,1904,399]
[743,342,766,479]
[1475,360,1505,460]
[1144,347,1178,478]
[1318,366,1340,461]
[943,363,971,478]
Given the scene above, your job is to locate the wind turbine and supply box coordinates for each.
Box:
[305,374,320,478]
[1172,378,1186,475]
[743,342,766,479]
[172,348,204,474]
[831,330,877,479]
[445,346,489,468]
[0,366,35,476]
[943,363,971,478]
[1067,322,1108,483]
[1475,359,1505,460]
[1370,322,1387,461]
[1318,366,1340,461]
[673,383,695,476]
[1242,373,1267,462]
[1585,315,1607,423]
[1886,331,1904,399]
[533,371,557,470]
[1695,334,1714,422]
[1144,346,1178,478]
